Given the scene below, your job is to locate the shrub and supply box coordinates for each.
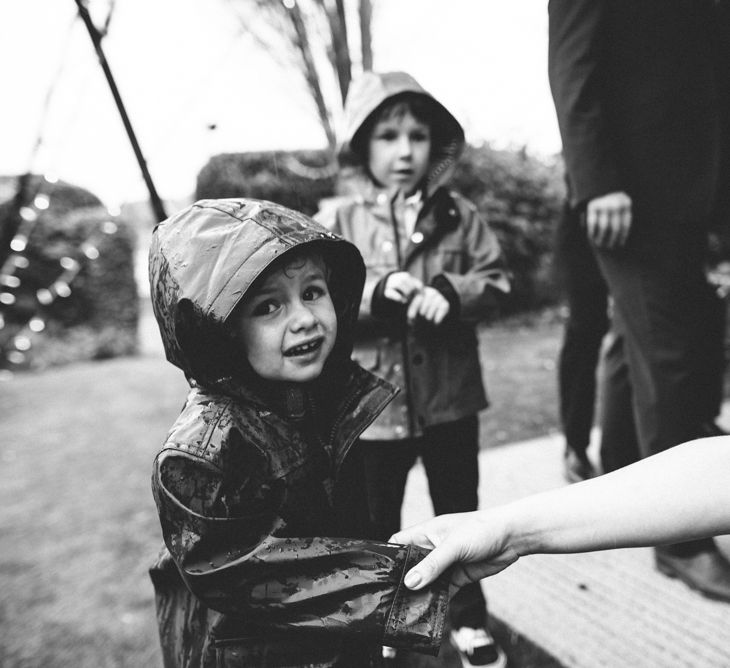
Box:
[452,143,565,312]
[0,177,138,371]
[195,150,336,216]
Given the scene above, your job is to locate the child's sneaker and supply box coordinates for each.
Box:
[450,627,507,668]
[381,645,399,666]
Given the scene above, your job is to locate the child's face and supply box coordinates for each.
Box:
[231,254,337,383]
[367,110,431,196]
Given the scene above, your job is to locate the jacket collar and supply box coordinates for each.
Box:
[201,362,398,473]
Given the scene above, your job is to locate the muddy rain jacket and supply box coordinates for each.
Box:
[147,199,449,667]
[318,72,511,439]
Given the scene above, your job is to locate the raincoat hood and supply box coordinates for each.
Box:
[342,70,465,196]
[149,198,365,390]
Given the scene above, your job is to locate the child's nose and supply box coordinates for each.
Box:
[289,301,317,330]
[397,135,412,156]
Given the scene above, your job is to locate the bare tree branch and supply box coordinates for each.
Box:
[359,0,373,71]
[287,1,337,148]
[222,0,374,154]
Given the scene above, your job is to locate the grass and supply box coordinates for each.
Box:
[0,304,564,667]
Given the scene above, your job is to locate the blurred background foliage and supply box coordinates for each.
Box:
[0,176,138,371]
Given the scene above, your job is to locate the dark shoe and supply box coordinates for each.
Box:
[450,627,507,668]
[563,448,598,484]
[655,547,730,602]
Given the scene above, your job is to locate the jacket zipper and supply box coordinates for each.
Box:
[390,194,417,437]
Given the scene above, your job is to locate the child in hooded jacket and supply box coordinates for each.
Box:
[147,198,449,668]
[317,71,510,667]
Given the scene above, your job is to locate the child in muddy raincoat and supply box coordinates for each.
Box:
[317,71,510,668]
[148,198,449,668]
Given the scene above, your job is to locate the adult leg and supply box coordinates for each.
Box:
[555,202,609,479]
[599,327,641,473]
[360,438,417,542]
[698,280,727,429]
[594,228,710,457]
[595,227,730,600]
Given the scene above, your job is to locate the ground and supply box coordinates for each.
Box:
[0,306,564,667]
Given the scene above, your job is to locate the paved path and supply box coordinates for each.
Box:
[402,433,730,668]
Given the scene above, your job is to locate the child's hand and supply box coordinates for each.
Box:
[407,286,450,324]
[384,272,423,304]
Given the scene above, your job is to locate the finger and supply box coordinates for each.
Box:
[432,301,450,324]
[407,293,423,323]
[617,208,632,246]
[390,529,435,550]
[594,209,609,247]
[422,295,448,323]
[586,207,600,245]
[418,294,439,322]
[404,277,424,299]
[604,211,619,249]
[384,286,408,303]
[403,541,461,590]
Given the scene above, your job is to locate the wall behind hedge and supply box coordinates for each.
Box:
[195,145,565,313]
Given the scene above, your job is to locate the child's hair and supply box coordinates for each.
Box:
[351,92,444,161]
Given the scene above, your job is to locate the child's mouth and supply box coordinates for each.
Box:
[284,337,323,357]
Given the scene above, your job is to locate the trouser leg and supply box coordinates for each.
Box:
[595,228,715,555]
[421,416,486,630]
[599,328,640,473]
[555,203,610,455]
[699,282,727,424]
[360,438,417,542]
[594,231,709,456]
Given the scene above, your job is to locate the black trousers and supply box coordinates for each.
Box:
[554,203,610,456]
[361,415,487,630]
[595,223,722,555]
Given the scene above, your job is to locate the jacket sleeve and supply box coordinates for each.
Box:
[152,448,448,655]
[320,204,400,329]
[548,0,624,206]
[435,203,511,323]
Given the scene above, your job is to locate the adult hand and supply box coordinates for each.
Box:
[585,191,632,249]
[390,511,520,592]
[383,272,423,304]
[407,286,450,324]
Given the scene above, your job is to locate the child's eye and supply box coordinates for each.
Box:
[410,131,429,142]
[375,130,398,141]
[251,299,279,316]
[303,284,327,301]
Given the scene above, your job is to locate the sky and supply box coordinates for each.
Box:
[2,0,561,208]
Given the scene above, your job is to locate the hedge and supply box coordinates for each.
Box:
[0,176,139,371]
[452,143,565,312]
[196,150,336,216]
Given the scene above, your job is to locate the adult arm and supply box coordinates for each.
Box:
[392,437,730,590]
[548,0,632,248]
[548,0,621,205]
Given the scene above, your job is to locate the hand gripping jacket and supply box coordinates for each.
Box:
[148,199,449,667]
